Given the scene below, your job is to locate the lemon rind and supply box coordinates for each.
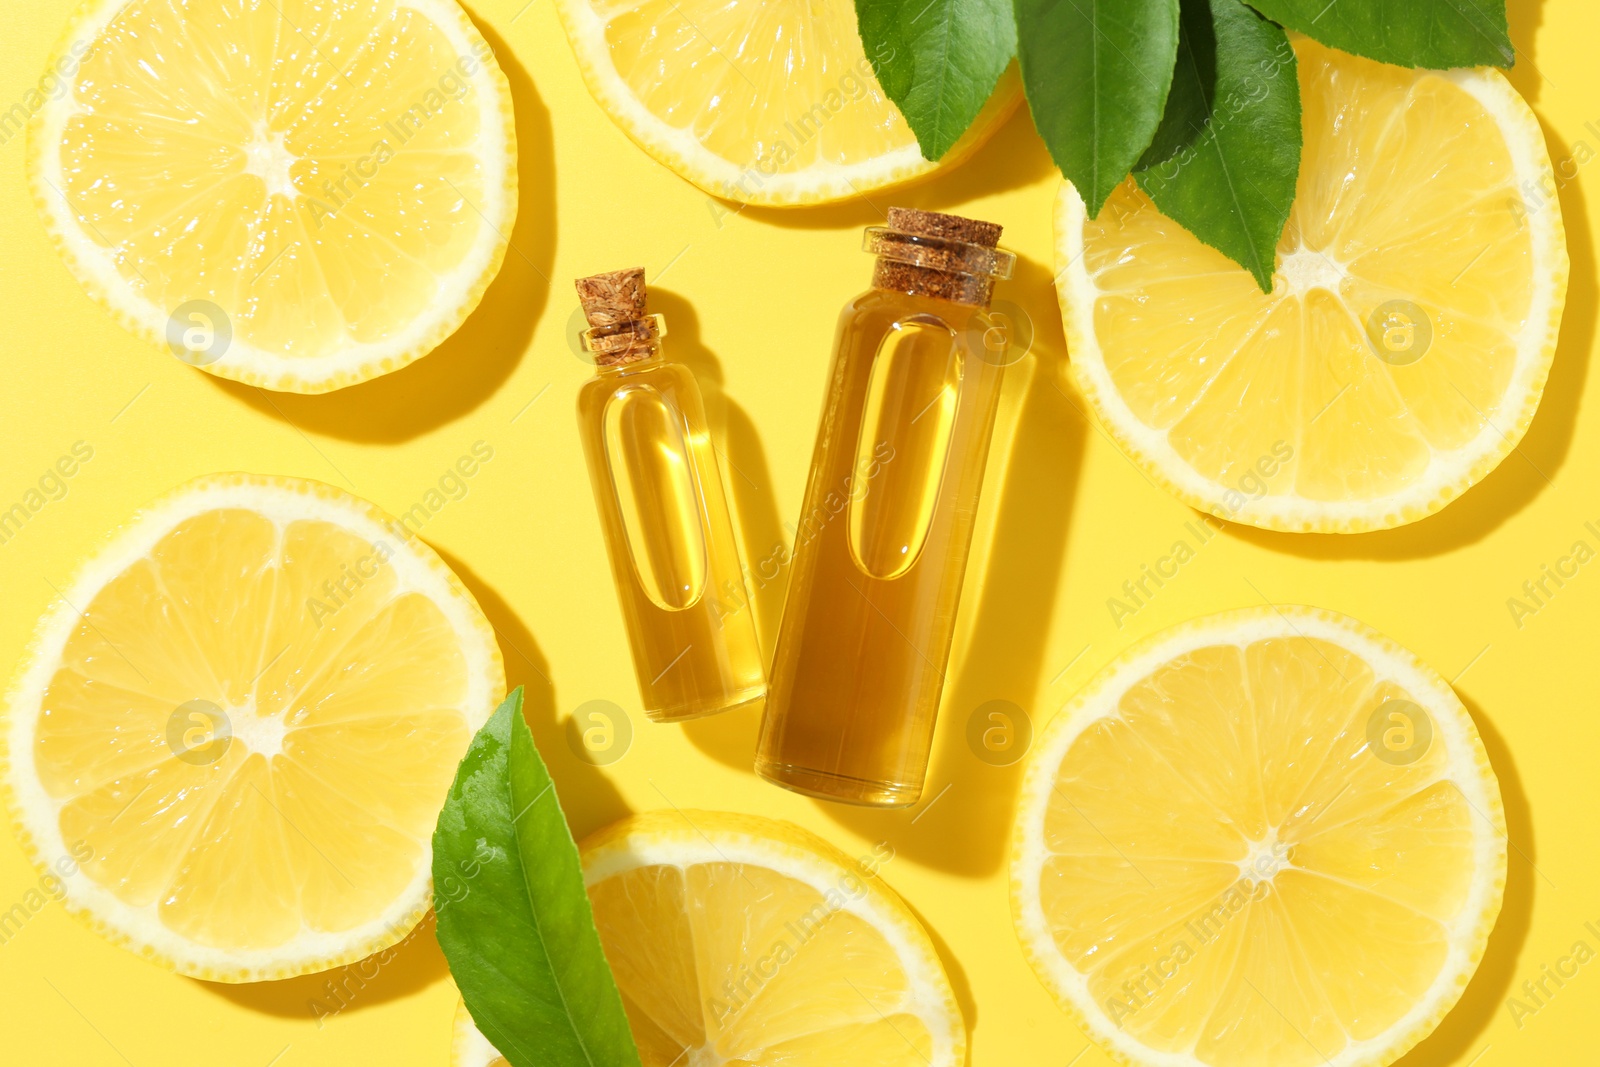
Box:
[0,473,506,982]
[1010,605,1507,1067]
[1055,57,1567,534]
[27,0,519,394]
[452,996,504,1067]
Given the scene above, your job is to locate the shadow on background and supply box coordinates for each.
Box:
[813,254,1086,877]
[679,692,766,777]
[435,548,633,841]
[731,98,1056,233]
[1395,696,1537,1066]
[203,913,448,1019]
[1505,0,1550,105]
[211,15,557,443]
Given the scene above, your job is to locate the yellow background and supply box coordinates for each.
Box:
[1,0,1595,1064]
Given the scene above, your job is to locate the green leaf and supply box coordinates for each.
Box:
[1135,0,1300,291]
[857,0,1017,160]
[1245,0,1511,68]
[433,689,640,1067]
[1015,0,1181,215]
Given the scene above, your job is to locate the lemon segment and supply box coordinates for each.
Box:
[1012,607,1505,1067]
[29,0,517,392]
[553,0,1020,205]
[1056,38,1566,531]
[3,474,504,981]
[452,810,965,1067]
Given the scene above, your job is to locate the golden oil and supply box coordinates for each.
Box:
[575,268,764,722]
[756,208,1015,806]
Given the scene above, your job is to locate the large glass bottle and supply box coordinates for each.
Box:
[756,208,1015,806]
[575,268,765,722]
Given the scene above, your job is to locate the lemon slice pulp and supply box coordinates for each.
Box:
[2,474,504,981]
[553,0,1019,205]
[1056,38,1566,531]
[29,0,517,392]
[1012,607,1505,1067]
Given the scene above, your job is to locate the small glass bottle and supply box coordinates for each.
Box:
[756,208,1015,806]
[575,268,765,722]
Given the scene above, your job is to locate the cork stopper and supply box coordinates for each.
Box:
[575,268,647,327]
[868,207,1013,307]
[888,207,1001,248]
[574,268,663,366]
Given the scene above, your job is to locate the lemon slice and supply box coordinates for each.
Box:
[453,811,964,1066]
[553,0,1019,205]
[29,0,517,393]
[1,474,504,982]
[1012,606,1505,1067]
[1056,38,1566,532]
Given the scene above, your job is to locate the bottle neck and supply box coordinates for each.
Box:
[582,312,668,372]
[594,339,665,374]
[870,259,994,307]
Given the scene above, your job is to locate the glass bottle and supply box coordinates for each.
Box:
[756,208,1016,806]
[575,268,765,722]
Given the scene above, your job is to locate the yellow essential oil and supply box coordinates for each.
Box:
[575,268,765,722]
[756,209,1015,805]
